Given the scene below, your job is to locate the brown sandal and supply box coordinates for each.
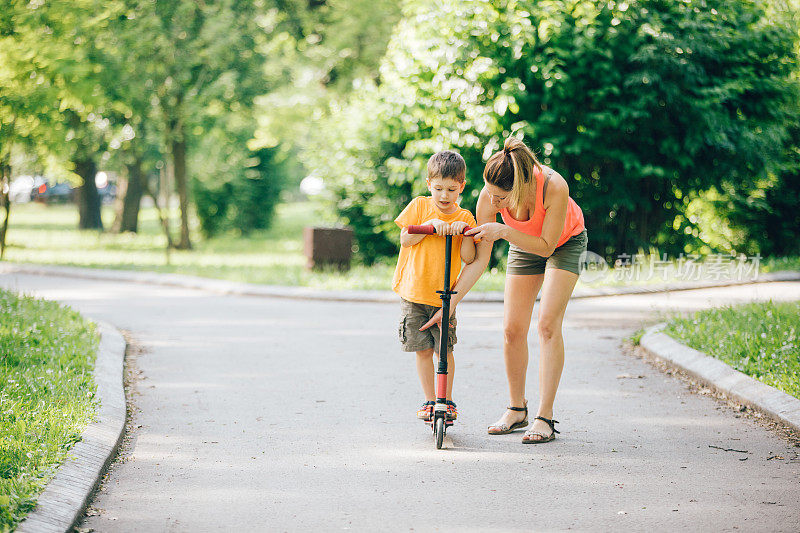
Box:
[522,416,559,444]
[487,405,529,435]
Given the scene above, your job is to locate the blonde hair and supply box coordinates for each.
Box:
[427,150,466,183]
[483,137,543,208]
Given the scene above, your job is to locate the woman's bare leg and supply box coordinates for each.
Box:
[489,273,544,429]
[527,268,579,440]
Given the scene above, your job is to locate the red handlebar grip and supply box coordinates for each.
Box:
[407,225,436,234]
[406,225,474,235]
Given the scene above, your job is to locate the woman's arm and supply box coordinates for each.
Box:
[468,171,569,257]
[419,189,498,330]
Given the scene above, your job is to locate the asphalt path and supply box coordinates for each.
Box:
[3,272,799,532]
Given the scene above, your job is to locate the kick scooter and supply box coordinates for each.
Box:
[407,224,472,449]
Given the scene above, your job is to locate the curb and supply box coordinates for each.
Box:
[2,262,800,303]
[640,323,800,434]
[16,321,127,533]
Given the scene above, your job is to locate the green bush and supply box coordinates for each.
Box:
[305,0,800,264]
[191,124,297,237]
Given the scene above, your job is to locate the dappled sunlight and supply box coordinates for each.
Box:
[313,328,386,337]
[367,444,534,463]
[136,380,228,391]
[625,416,732,428]
[175,317,305,328]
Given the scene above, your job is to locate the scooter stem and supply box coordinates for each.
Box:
[435,234,456,403]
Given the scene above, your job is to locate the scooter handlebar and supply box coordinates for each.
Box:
[406,224,473,235]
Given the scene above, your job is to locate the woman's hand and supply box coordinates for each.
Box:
[419,306,457,331]
[465,222,508,243]
[419,309,442,331]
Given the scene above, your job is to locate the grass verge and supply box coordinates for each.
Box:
[2,202,508,291]
[0,289,98,531]
[3,202,797,292]
[664,300,800,399]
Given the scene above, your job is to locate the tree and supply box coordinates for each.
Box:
[106,0,271,248]
[0,0,85,245]
[304,0,800,262]
[2,0,128,231]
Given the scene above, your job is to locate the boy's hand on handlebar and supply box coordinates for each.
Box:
[424,219,449,235]
[449,221,469,235]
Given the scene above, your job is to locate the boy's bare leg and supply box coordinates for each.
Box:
[416,348,435,401]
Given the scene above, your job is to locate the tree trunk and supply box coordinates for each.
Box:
[112,156,144,233]
[75,158,103,230]
[142,173,174,263]
[171,135,192,249]
[0,161,11,260]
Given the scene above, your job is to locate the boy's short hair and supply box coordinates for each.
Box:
[427,150,466,183]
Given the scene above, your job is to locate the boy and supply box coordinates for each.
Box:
[392,150,477,422]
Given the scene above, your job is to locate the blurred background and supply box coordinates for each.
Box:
[1,0,799,287]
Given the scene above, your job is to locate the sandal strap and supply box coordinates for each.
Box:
[524,429,548,438]
[446,400,457,407]
[534,416,560,434]
[506,406,528,412]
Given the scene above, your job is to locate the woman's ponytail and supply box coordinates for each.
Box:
[484,137,543,208]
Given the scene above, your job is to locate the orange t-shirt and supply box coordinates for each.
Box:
[392,196,477,307]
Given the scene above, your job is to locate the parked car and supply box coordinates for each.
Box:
[98,182,117,204]
[31,180,74,204]
[8,176,36,203]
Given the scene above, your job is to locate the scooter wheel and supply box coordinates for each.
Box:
[435,417,445,449]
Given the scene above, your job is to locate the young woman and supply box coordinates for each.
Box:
[421,136,587,443]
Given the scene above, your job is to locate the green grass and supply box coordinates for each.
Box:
[762,256,800,273]
[2,202,508,291]
[664,300,800,399]
[0,290,99,531]
[2,202,797,292]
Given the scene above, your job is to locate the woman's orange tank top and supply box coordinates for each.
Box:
[499,166,585,248]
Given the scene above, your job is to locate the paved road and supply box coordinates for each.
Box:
[3,272,799,532]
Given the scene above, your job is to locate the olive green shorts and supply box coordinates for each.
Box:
[506,229,588,276]
[398,298,457,354]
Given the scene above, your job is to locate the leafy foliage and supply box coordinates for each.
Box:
[305,0,800,263]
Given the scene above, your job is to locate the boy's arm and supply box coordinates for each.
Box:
[400,227,426,247]
[420,189,498,331]
[449,219,476,263]
[459,233,476,263]
[399,218,448,247]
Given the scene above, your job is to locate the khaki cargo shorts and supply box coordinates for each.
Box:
[507,229,588,276]
[398,298,457,354]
